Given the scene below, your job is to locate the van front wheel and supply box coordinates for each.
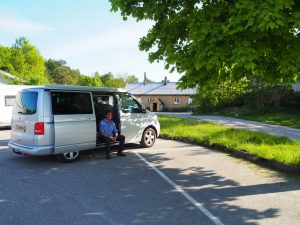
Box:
[56,151,80,163]
[141,127,156,148]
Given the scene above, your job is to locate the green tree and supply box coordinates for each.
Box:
[192,77,250,113]
[109,0,300,89]
[125,74,139,83]
[10,37,48,84]
[161,78,170,83]
[145,77,154,82]
[86,72,103,86]
[100,72,114,84]
[0,46,13,74]
[100,72,126,88]
[105,77,126,88]
[45,59,80,85]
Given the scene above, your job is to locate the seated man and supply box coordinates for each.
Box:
[99,110,125,159]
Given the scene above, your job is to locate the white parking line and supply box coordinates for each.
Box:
[132,146,203,152]
[0,149,9,153]
[134,152,224,225]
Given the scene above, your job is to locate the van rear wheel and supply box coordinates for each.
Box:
[56,151,80,163]
[141,127,156,148]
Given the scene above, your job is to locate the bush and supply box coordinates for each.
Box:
[280,90,300,109]
[192,78,250,113]
[192,76,299,113]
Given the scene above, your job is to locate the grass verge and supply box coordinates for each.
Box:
[212,110,300,129]
[159,116,300,167]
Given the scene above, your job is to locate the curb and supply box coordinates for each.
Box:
[159,135,300,174]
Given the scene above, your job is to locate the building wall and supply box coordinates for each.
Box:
[135,95,191,111]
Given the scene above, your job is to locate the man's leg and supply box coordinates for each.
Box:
[101,136,112,159]
[117,135,126,156]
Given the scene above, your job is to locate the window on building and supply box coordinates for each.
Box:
[174,98,180,104]
[147,97,151,104]
[137,98,143,103]
[5,95,16,107]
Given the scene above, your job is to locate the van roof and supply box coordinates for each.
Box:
[43,84,127,93]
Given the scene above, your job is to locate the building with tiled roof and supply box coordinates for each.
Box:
[125,73,196,112]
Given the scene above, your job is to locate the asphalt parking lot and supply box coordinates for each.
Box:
[1,129,300,225]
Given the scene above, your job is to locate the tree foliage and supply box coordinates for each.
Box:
[145,77,154,82]
[125,74,139,83]
[109,0,300,88]
[45,59,81,85]
[0,37,48,84]
[192,77,250,112]
[0,37,141,87]
[0,46,13,74]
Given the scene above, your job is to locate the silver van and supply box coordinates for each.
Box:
[8,85,160,162]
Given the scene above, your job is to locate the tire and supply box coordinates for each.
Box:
[56,151,80,163]
[141,127,156,148]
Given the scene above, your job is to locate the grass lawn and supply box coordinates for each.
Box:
[213,111,300,129]
[159,116,300,166]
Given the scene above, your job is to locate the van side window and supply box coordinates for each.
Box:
[121,95,141,113]
[94,95,114,106]
[52,92,93,115]
[93,95,115,121]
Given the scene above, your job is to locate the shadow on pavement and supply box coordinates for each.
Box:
[2,142,300,224]
[137,151,300,225]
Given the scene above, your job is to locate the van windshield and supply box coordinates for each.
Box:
[13,91,38,115]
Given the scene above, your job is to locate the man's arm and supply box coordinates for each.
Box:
[112,122,118,138]
[99,121,114,141]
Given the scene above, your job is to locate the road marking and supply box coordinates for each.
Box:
[132,146,203,152]
[0,146,9,152]
[134,152,224,225]
[0,150,9,153]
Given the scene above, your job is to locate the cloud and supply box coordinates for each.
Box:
[48,21,151,58]
[0,10,52,34]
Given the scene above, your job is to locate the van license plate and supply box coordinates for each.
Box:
[16,125,26,132]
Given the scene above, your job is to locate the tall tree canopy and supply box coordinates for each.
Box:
[1,37,141,87]
[45,59,79,84]
[125,74,139,83]
[0,37,48,84]
[109,0,300,88]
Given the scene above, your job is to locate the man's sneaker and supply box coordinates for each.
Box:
[117,152,126,157]
[106,155,111,159]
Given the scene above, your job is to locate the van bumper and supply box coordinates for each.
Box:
[8,141,54,156]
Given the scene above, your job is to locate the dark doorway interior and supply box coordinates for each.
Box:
[153,103,157,112]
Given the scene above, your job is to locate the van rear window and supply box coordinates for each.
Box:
[14,92,38,115]
[51,92,93,115]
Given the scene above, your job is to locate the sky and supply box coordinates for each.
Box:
[0,0,181,82]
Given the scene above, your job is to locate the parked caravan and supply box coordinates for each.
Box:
[0,85,34,127]
[8,85,160,162]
